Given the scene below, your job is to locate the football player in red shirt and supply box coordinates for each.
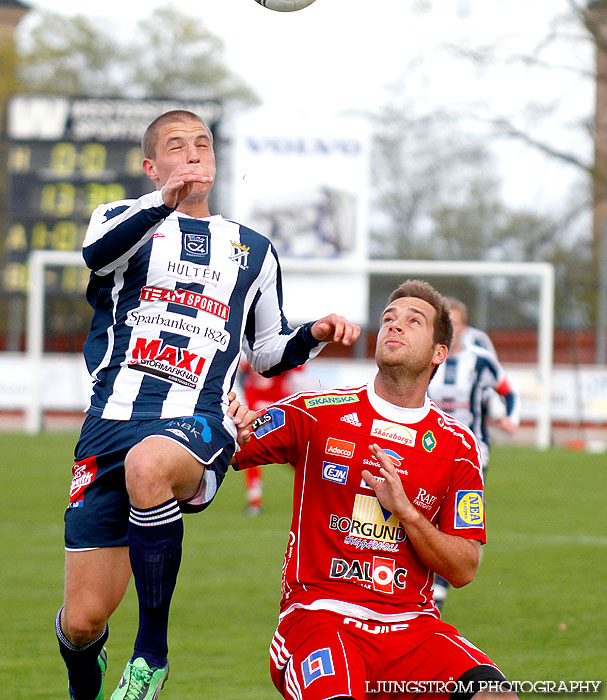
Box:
[230,279,518,700]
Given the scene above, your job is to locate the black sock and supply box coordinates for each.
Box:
[56,607,108,700]
[128,498,183,668]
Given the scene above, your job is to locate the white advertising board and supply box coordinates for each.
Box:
[230,109,371,325]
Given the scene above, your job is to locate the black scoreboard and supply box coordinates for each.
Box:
[3,95,222,294]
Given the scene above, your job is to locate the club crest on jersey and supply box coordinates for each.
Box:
[371,420,416,447]
[229,241,250,270]
[422,430,437,452]
[181,228,210,265]
[454,490,484,529]
[322,461,349,485]
[252,407,285,438]
[184,233,209,255]
[301,648,334,688]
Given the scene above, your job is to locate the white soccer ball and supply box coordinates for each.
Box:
[254,0,317,12]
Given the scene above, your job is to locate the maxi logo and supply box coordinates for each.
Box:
[128,337,206,389]
[330,556,407,594]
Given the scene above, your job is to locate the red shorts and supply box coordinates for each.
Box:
[269,609,504,700]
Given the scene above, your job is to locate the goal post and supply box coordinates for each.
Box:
[25,250,554,448]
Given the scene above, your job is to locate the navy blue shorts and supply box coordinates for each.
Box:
[64,414,235,550]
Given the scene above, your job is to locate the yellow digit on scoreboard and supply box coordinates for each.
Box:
[80,143,107,178]
[40,183,76,217]
[49,143,77,176]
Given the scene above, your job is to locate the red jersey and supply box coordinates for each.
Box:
[235,383,485,623]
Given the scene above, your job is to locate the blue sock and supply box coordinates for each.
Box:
[56,607,108,700]
[128,498,183,668]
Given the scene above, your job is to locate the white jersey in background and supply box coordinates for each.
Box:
[427,344,520,468]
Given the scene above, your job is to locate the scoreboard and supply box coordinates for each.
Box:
[3,95,222,294]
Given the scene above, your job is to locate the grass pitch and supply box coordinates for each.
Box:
[0,433,605,698]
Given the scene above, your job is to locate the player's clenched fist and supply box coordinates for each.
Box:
[161,165,214,208]
[311,313,361,347]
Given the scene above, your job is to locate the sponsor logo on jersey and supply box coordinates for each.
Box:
[343,617,409,634]
[340,412,362,426]
[413,488,438,511]
[68,456,97,506]
[330,556,407,594]
[361,456,407,474]
[454,490,484,529]
[370,420,416,447]
[166,262,222,287]
[322,461,349,485]
[329,494,406,550]
[304,394,360,409]
[229,241,250,270]
[127,310,230,350]
[252,407,285,438]
[325,437,355,459]
[382,448,403,466]
[140,286,229,321]
[301,648,335,688]
[165,416,212,443]
[422,430,437,452]
[128,337,206,389]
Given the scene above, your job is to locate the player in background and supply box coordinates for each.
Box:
[55,109,360,700]
[238,359,304,514]
[427,297,519,611]
[233,279,518,700]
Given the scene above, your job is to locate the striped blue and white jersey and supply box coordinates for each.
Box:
[427,345,520,467]
[81,191,324,425]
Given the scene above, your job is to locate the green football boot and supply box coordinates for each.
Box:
[110,657,169,700]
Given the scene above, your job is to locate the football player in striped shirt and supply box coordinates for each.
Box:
[55,109,360,700]
[233,280,518,700]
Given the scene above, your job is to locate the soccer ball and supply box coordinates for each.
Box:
[254,0,317,11]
